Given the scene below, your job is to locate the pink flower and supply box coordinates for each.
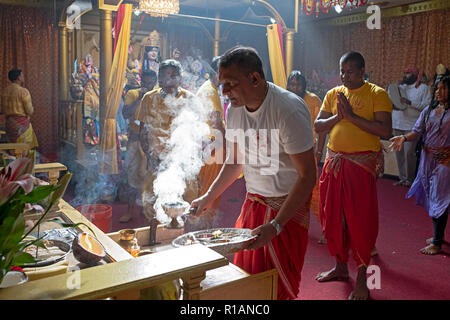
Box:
[0,158,34,205]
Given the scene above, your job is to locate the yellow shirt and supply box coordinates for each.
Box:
[303,91,322,141]
[0,83,33,116]
[124,88,142,134]
[321,81,392,153]
[135,87,194,155]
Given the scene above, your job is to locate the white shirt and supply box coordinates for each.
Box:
[225,82,313,197]
[392,83,432,130]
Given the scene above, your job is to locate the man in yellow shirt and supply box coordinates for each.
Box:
[119,69,157,223]
[0,69,38,149]
[136,60,199,222]
[314,52,392,300]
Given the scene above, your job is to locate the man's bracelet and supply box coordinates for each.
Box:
[270,219,283,235]
[403,135,408,141]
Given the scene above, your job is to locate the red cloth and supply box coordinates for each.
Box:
[5,115,29,143]
[113,4,126,55]
[233,193,309,300]
[319,155,378,266]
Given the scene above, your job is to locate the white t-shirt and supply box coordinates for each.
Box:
[392,83,432,130]
[225,82,313,197]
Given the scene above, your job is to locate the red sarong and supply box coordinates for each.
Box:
[233,193,310,300]
[5,115,30,143]
[319,150,379,267]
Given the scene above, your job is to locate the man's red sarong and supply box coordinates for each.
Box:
[319,150,380,267]
[233,193,310,300]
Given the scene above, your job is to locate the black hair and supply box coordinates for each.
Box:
[211,56,221,73]
[219,46,265,79]
[287,70,307,90]
[142,69,157,80]
[340,51,365,70]
[422,75,449,134]
[158,59,183,76]
[8,69,22,82]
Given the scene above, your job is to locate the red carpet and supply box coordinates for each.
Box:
[298,178,450,300]
[65,177,449,300]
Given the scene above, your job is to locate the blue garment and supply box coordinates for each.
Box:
[406,105,450,218]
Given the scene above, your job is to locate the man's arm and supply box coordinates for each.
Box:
[314,110,341,133]
[23,89,33,116]
[248,148,316,250]
[316,132,327,163]
[337,92,392,140]
[190,140,243,214]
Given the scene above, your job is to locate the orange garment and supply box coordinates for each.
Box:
[319,151,379,266]
[303,91,322,142]
[1,83,33,116]
[135,87,199,217]
[1,83,38,148]
[321,81,392,153]
[234,193,310,300]
[195,80,225,226]
[303,91,322,219]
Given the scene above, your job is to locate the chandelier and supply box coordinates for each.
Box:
[139,0,180,17]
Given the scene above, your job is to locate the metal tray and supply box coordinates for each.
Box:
[172,228,257,255]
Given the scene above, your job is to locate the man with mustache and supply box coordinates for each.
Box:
[391,66,432,187]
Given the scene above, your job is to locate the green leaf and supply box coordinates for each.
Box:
[17,185,55,203]
[48,172,72,210]
[1,215,26,251]
[12,251,36,265]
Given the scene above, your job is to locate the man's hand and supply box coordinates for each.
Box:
[389,135,406,152]
[337,92,354,119]
[246,223,277,250]
[189,193,215,217]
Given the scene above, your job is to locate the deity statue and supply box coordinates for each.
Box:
[140,30,161,75]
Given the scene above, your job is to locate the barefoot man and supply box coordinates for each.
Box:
[190,46,316,300]
[314,51,392,300]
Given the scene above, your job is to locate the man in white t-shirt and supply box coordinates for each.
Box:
[391,66,432,187]
[189,46,316,300]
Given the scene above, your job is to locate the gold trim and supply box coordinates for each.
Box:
[303,0,450,26]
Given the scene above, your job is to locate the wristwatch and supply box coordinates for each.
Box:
[270,219,283,235]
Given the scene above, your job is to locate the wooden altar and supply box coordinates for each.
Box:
[0,199,277,300]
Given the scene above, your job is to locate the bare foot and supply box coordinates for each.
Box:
[316,263,349,282]
[349,267,370,300]
[371,246,378,257]
[420,244,441,255]
[119,214,132,223]
[426,237,448,245]
[318,234,327,244]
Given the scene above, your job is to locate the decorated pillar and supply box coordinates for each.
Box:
[214,12,220,57]
[59,21,69,101]
[285,30,294,76]
[99,9,112,140]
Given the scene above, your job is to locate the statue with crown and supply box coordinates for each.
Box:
[139,30,161,76]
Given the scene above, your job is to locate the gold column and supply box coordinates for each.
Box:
[100,9,112,141]
[285,30,294,76]
[58,22,69,101]
[214,12,220,57]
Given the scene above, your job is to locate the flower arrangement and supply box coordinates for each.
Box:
[0,151,73,285]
